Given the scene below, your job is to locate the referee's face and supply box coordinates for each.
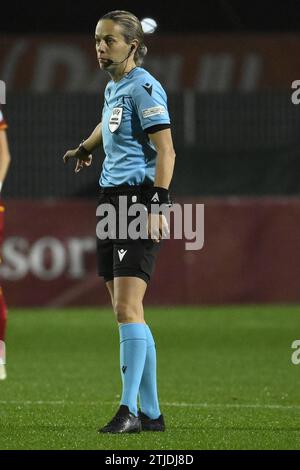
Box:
[95,19,132,70]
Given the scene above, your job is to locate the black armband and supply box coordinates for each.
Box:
[146,186,172,213]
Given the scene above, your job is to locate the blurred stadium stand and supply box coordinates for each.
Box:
[2,0,300,33]
[4,91,300,198]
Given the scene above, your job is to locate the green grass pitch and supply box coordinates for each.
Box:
[0,306,300,450]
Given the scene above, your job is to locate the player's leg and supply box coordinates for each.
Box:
[112,275,164,431]
[0,287,7,342]
[112,241,164,431]
[113,275,146,323]
[138,323,165,431]
[0,288,7,380]
[99,275,147,433]
[113,235,164,430]
[99,191,163,432]
[114,276,148,416]
[0,207,7,380]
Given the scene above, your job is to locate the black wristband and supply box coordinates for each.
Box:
[76,142,91,160]
[146,186,172,213]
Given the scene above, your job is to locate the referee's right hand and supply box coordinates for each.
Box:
[63,147,92,173]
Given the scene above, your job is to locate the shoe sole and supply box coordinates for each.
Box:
[142,427,165,432]
[99,428,141,434]
[99,424,142,434]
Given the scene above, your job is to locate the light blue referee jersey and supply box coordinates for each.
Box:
[99,67,171,187]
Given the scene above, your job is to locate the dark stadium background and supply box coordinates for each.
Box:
[0,0,300,306]
[2,0,300,33]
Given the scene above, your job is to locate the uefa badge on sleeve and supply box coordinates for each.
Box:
[0,340,5,365]
[109,107,123,133]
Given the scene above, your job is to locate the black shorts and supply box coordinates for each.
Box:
[96,184,162,284]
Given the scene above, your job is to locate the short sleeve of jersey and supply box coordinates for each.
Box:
[131,79,170,131]
[0,109,7,130]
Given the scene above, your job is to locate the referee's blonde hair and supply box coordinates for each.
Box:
[101,10,148,66]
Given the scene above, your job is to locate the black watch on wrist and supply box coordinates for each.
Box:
[146,186,172,213]
[76,142,91,160]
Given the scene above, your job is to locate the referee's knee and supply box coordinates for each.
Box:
[113,300,143,324]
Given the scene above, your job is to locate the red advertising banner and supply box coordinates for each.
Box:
[0,198,300,307]
[0,34,299,92]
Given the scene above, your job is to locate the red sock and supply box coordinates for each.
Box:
[0,287,7,342]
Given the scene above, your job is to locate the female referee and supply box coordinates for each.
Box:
[63,10,176,434]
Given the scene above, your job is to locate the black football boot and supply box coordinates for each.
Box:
[139,410,165,432]
[98,405,141,434]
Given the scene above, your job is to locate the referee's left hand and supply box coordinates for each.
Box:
[148,213,170,243]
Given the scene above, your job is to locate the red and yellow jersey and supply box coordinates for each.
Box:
[0,108,7,131]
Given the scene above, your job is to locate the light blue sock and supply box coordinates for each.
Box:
[139,324,161,419]
[119,323,147,417]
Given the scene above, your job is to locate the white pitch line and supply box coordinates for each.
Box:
[162,402,300,410]
[0,400,66,405]
[0,400,300,410]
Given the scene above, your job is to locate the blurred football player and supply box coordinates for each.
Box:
[0,107,11,380]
